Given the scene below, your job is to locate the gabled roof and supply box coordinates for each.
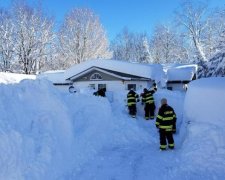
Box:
[64,59,164,82]
[67,66,151,81]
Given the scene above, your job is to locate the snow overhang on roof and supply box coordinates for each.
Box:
[164,64,198,81]
[37,70,68,84]
[64,59,164,81]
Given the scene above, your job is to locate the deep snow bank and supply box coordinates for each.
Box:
[0,74,153,179]
[181,77,225,179]
[0,79,75,180]
[184,77,225,123]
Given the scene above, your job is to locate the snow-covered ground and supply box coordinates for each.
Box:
[0,73,225,180]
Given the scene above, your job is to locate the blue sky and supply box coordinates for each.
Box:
[1,0,225,40]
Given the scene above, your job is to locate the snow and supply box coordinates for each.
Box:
[163,64,198,81]
[0,72,225,179]
[182,77,225,179]
[0,72,36,84]
[37,70,66,84]
[0,79,75,179]
[64,59,164,82]
[207,52,225,77]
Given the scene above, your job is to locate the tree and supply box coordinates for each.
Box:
[0,8,14,72]
[212,8,225,52]
[111,28,134,61]
[139,37,152,63]
[207,52,225,77]
[204,8,225,77]
[149,24,188,64]
[175,0,209,62]
[111,28,151,63]
[58,8,111,68]
[12,1,55,74]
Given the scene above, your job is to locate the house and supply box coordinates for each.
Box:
[164,64,198,91]
[38,60,197,93]
[63,59,164,92]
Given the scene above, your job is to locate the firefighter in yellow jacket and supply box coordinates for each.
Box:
[141,88,155,120]
[127,89,139,118]
[156,98,176,150]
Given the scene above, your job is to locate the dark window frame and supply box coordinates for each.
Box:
[98,84,106,90]
[127,84,136,91]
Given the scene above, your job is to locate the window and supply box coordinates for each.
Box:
[98,84,106,90]
[127,84,136,91]
[90,73,102,80]
[89,84,96,90]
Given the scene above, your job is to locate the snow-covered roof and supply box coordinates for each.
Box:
[37,70,67,83]
[64,59,164,82]
[163,64,198,81]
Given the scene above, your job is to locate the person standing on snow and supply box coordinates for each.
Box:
[149,82,157,94]
[127,89,139,118]
[141,88,156,120]
[156,98,177,150]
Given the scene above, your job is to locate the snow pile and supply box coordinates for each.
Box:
[0,72,36,84]
[1,72,225,179]
[184,77,225,123]
[181,77,225,179]
[164,64,198,81]
[0,73,157,179]
[0,79,75,179]
[62,90,157,179]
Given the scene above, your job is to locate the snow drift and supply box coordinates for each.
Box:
[182,77,225,179]
[0,79,75,179]
[1,73,225,180]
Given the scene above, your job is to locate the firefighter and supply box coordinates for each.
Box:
[156,98,177,150]
[149,82,157,94]
[127,89,139,118]
[142,88,155,120]
[93,88,106,97]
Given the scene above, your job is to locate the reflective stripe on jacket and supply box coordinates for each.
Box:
[142,91,154,104]
[156,104,176,131]
[127,91,139,106]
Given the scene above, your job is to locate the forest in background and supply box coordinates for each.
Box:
[0,0,225,77]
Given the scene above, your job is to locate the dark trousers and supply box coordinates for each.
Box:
[159,130,174,150]
[128,105,136,116]
[144,103,155,119]
[172,122,176,133]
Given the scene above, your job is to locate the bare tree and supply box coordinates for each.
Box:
[111,28,134,61]
[204,7,225,77]
[211,8,225,52]
[12,1,55,74]
[150,24,188,64]
[111,28,151,63]
[0,8,14,72]
[175,0,209,62]
[58,8,111,68]
[139,36,152,63]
